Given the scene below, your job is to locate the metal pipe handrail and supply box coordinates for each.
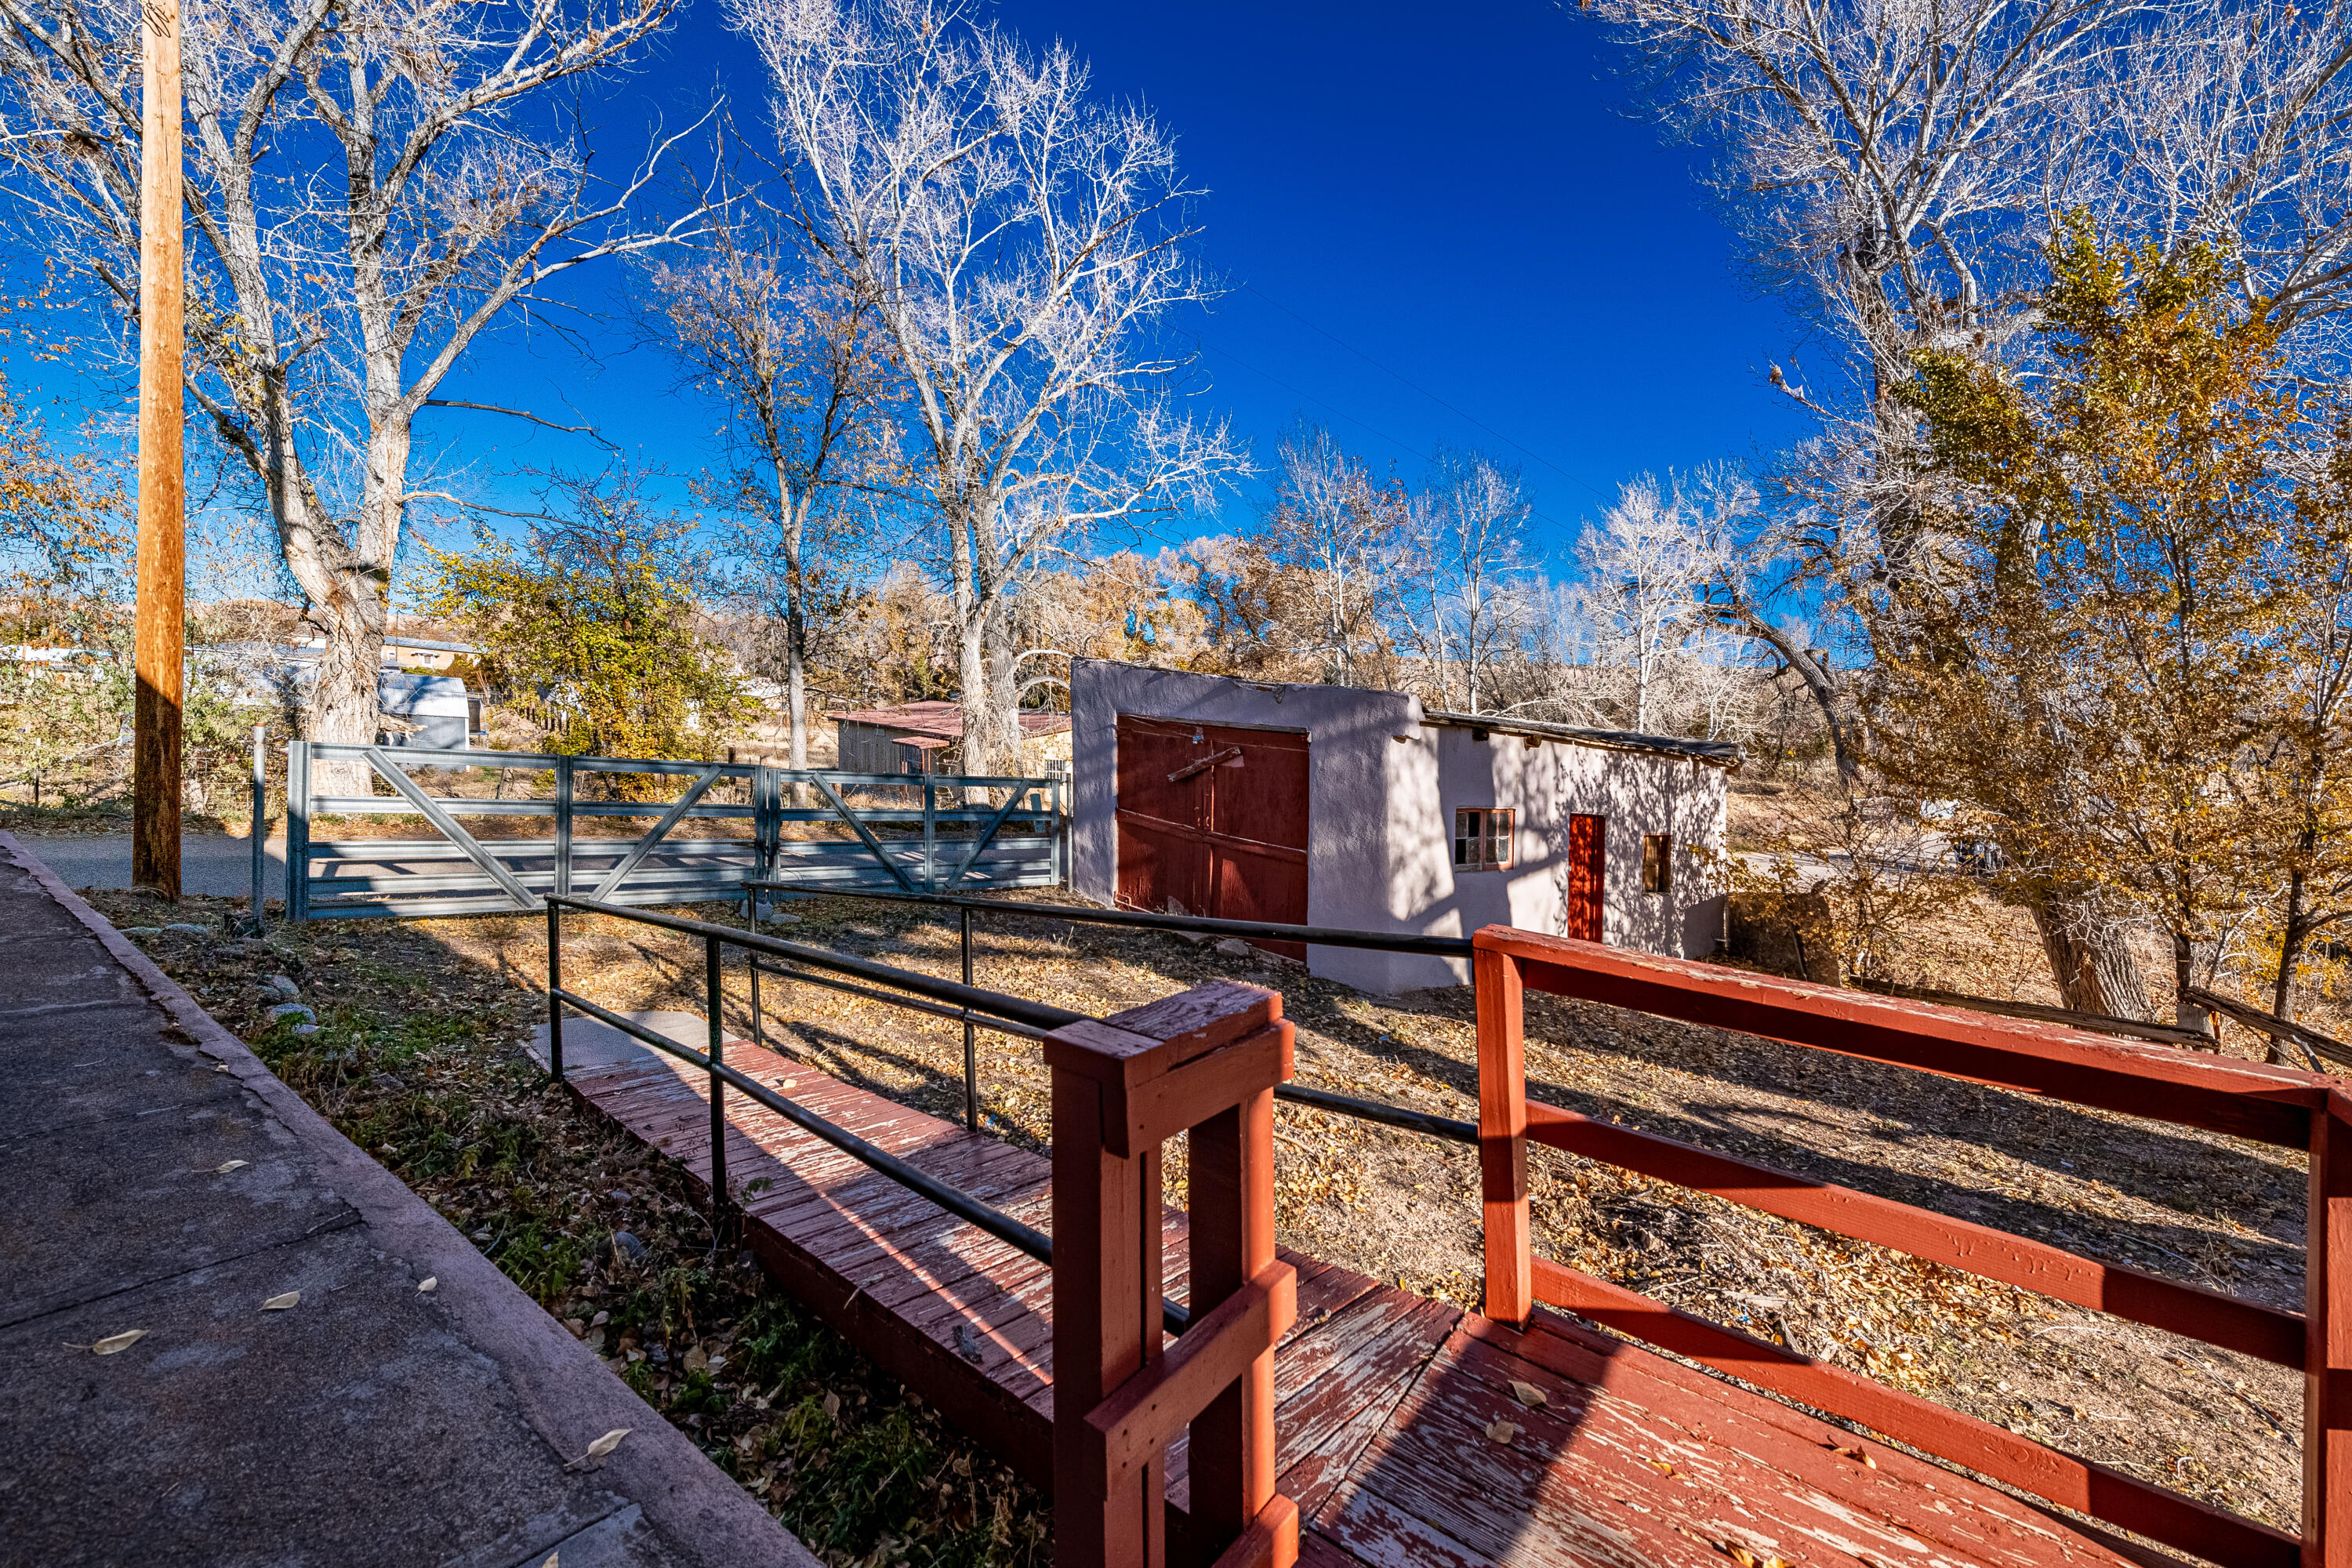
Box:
[749,955,1052,1042]
[743,881,1478,956]
[545,893,1471,1343]
[547,895,1085,1032]
[543,898,1192,1334]
[1276,1083,1476,1145]
[741,882,1488,1148]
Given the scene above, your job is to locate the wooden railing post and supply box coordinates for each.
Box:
[1473,935,1531,1327]
[2310,1090,2352,1568]
[1047,982,1301,1568]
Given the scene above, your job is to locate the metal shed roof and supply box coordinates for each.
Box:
[1421,710,1741,769]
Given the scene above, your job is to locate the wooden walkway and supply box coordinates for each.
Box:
[537,1018,2143,1568]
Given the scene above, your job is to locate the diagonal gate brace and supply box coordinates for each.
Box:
[365,746,543,911]
[587,765,724,901]
[941,788,1031,890]
[811,775,919,891]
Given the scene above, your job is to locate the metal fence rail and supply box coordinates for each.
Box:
[285,741,1064,921]
[540,895,1189,1334]
[740,880,1482,1145]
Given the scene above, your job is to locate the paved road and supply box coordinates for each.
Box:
[0,833,815,1568]
[20,833,289,902]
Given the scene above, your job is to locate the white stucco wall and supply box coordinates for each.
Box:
[1070,659,1730,993]
[1070,660,1424,993]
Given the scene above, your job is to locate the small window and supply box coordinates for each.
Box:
[1642,833,1672,895]
[1454,808,1515,872]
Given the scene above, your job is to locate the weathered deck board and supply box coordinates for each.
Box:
[538,1020,2140,1568]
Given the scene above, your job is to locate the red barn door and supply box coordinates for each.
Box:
[1566,813,1607,942]
[1114,716,1309,956]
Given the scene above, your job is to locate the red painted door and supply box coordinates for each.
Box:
[1566,814,1606,942]
[1114,716,1309,956]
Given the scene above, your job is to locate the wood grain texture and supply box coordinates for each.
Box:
[1474,924,2325,1147]
[133,0,185,899]
[554,1022,2178,1568]
[1473,946,1530,1327]
[1522,1098,2303,1366]
[2309,1091,2352,1568]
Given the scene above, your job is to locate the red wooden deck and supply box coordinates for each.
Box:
[540,1022,2146,1568]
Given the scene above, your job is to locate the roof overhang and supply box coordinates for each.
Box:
[1421,710,1741,771]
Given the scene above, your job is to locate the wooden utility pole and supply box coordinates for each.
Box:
[132,0,184,898]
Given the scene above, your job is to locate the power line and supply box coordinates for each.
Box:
[1240,282,1615,504]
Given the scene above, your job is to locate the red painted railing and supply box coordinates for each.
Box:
[1047,980,1301,1568]
[1472,925,2343,1568]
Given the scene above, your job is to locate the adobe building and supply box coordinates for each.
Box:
[1068,659,1737,993]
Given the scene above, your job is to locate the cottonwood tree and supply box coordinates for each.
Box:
[1566,467,1757,737]
[648,187,893,771]
[1249,425,1415,688]
[1413,448,1531,715]
[993,551,1211,705]
[1584,0,2352,998]
[1877,217,2346,1027]
[0,0,700,789]
[735,0,1240,771]
[2241,432,2352,1044]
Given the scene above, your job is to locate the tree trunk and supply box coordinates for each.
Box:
[2172,931,2217,1044]
[780,476,808,774]
[956,611,990,774]
[2272,868,2312,1066]
[986,601,1022,779]
[1740,612,1859,786]
[2027,891,2151,1020]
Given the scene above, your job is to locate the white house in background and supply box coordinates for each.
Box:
[1069,659,1737,993]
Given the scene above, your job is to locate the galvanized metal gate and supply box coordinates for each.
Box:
[285,741,1064,921]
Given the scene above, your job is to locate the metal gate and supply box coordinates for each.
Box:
[285,741,1064,921]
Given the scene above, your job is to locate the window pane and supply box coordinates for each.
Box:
[1642,833,1671,893]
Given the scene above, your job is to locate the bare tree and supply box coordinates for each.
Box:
[733,0,1241,771]
[1254,424,1414,688]
[648,180,892,771]
[1586,0,2352,1009]
[1414,447,1531,714]
[1567,468,1757,735]
[0,0,702,788]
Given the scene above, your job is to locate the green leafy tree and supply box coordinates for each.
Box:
[423,474,747,763]
[1873,212,2350,1028]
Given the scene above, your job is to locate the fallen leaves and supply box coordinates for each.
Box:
[1509,1379,1548,1409]
[214,1160,249,1174]
[1483,1418,1519,1445]
[566,1428,631,1470]
[81,1329,147,1355]
[1826,1439,1878,1469]
[262,1291,301,1311]
[417,1276,438,1294]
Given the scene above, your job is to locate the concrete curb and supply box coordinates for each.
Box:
[1,832,818,1568]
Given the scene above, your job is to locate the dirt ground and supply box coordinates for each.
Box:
[91,884,2308,1550]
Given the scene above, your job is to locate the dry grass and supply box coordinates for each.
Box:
[93,880,2311,1544]
[89,888,1050,1568]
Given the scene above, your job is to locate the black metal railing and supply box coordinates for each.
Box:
[744,882,1479,956]
[543,887,1483,1341]
[741,881,1479,1146]
[536,895,1200,1324]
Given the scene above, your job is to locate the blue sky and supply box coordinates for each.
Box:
[16,0,1822,583]
[420,0,1820,571]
